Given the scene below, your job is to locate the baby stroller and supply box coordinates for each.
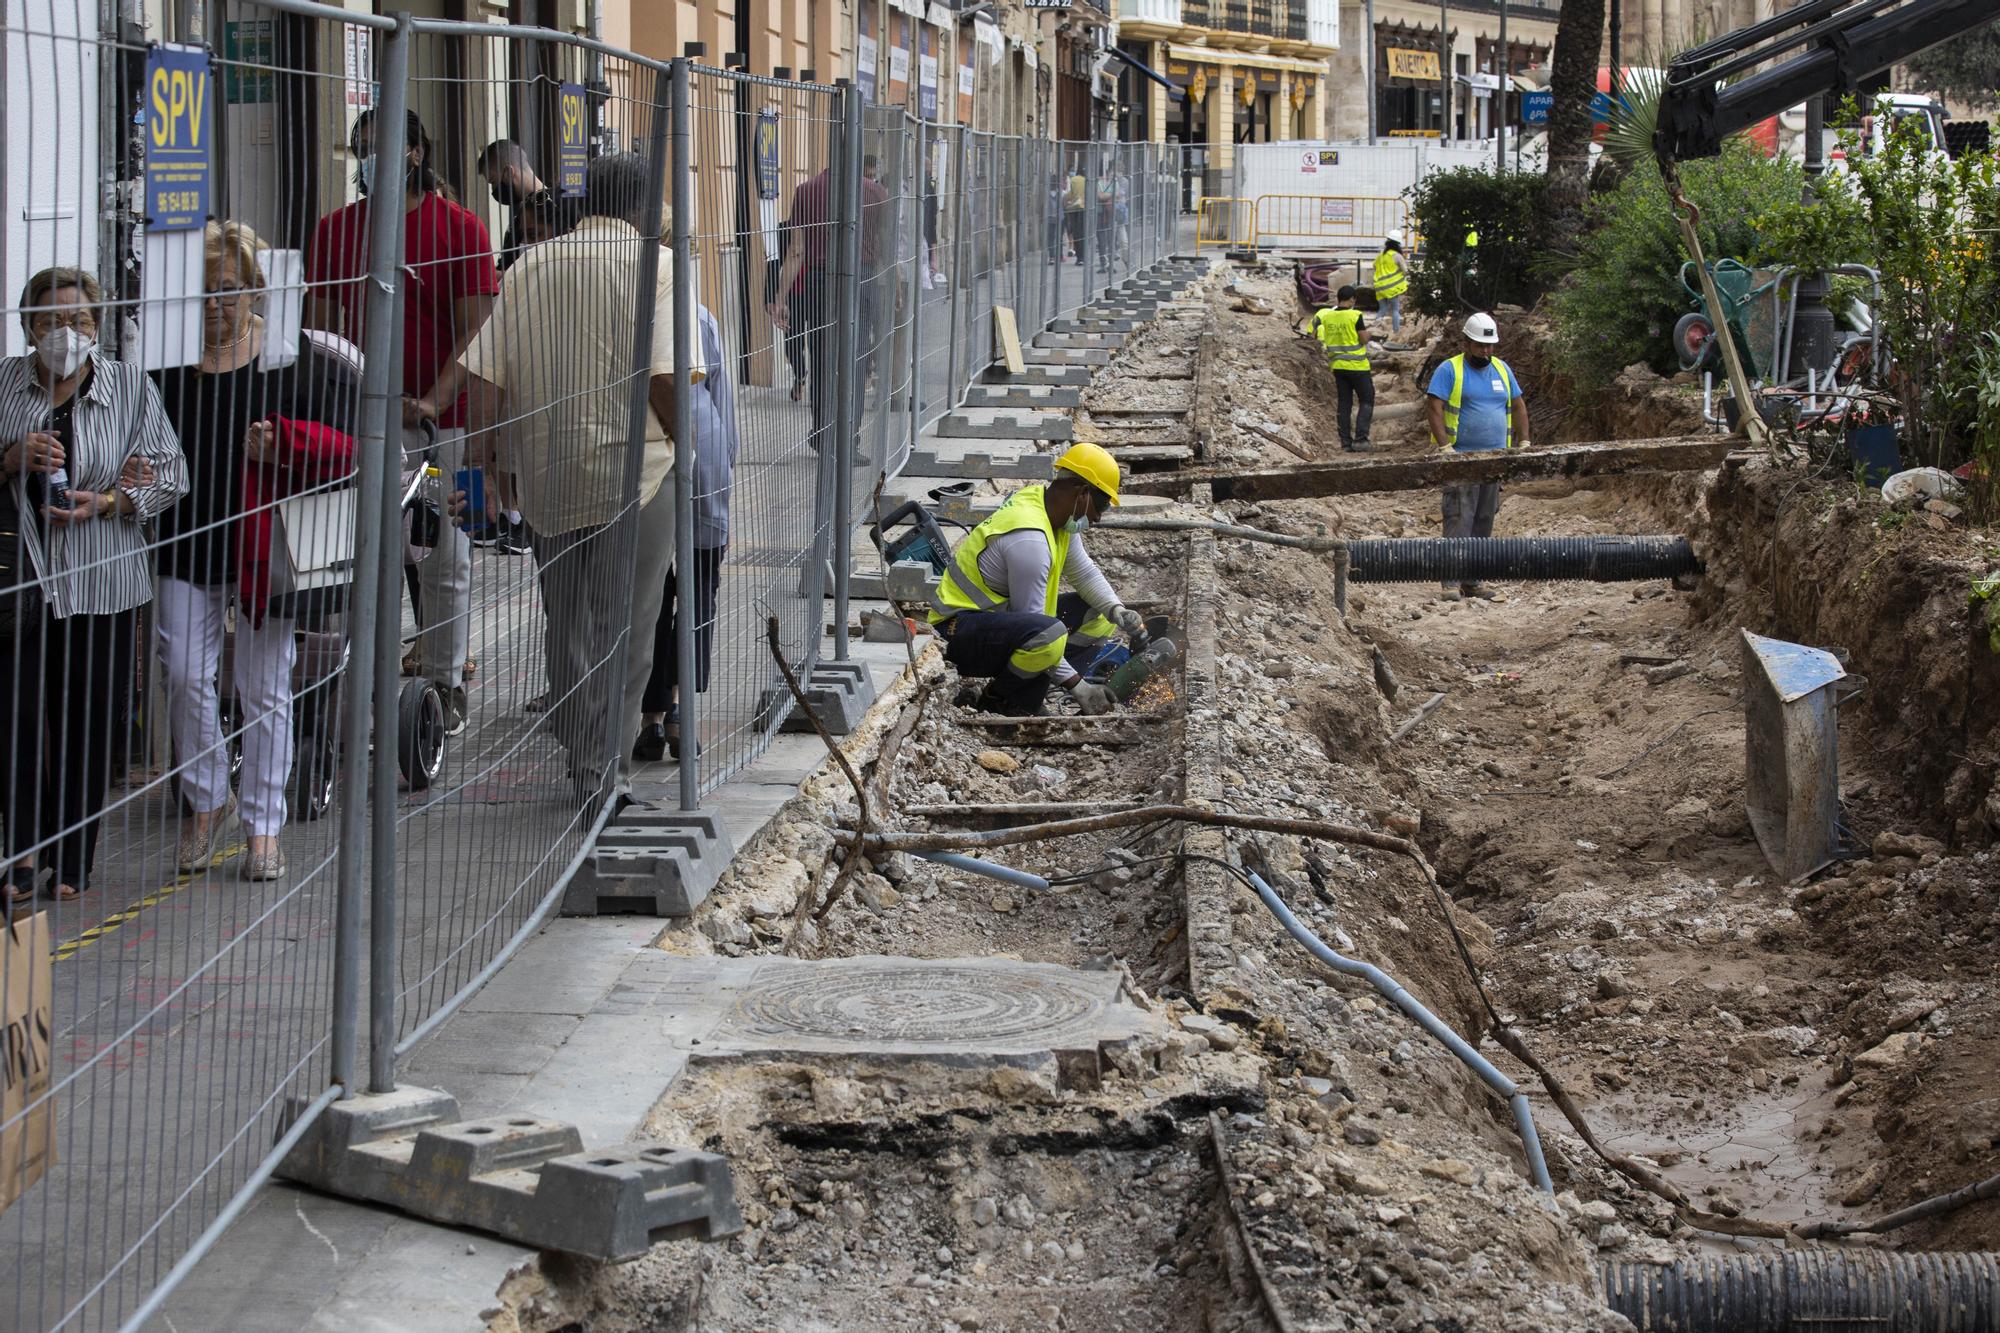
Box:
[183,332,449,819]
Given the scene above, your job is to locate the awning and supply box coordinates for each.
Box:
[1109,45,1184,99]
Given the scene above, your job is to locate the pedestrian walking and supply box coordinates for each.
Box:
[1063,162,1088,265]
[634,304,739,764]
[457,152,688,807]
[1312,284,1374,451]
[153,222,359,883]
[766,154,887,456]
[769,219,809,401]
[0,267,188,906]
[1374,231,1410,337]
[1425,312,1528,602]
[306,107,499,736]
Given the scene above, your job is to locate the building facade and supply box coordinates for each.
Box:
[1323,0,1558,143]
[1113,0,1341,191]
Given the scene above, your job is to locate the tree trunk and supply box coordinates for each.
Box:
[1544,0,1608,249]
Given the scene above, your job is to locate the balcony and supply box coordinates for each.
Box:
[1116,0,1184,25]
[1305,0,1337,48]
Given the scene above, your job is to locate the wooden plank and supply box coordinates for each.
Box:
[993,306,1026,374]
[1122,436,1738,501]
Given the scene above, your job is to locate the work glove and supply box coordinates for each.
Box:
[1071,681,1116,716]
[1110,604,1145,637]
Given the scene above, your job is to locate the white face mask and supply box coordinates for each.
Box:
[1064,514,1090,536]
[35,327,94,379]
[357,158,374,196]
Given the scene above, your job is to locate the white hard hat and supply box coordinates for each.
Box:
[1463,311,1500,344]
[1385,230,1405,247]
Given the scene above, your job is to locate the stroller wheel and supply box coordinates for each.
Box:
[397,681,447,791]
[292,736,337,821]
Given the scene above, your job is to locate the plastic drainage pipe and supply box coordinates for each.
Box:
[1345,536,1699,585]
[1603,1251,2000,1331]
[1243,871,1555,1194]
[917,851,1052,893]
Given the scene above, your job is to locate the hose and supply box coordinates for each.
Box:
[1603,1250,2000,1331]
[1344,536,1699,584]
[916,850,1051,892]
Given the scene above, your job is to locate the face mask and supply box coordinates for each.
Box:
[1466,349,1492,367]
[36,327,94,379]
[357,158,374,196]
[490,180,521,207]
[1064,514,1090,536]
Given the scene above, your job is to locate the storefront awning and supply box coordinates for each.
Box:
[1110,46,1184,99]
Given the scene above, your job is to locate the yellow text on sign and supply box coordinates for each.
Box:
[560,90,587,147]
[150,67,208,150]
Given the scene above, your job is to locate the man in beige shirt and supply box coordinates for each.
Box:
[461,151,698,804]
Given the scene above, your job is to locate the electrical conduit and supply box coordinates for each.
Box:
[917,851,1052,893]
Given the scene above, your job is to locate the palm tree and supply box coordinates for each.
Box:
[1544,0,1607,248]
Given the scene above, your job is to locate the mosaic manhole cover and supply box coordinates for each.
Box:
[726,964,1106,1047]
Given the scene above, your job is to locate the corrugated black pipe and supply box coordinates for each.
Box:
[1346,536,1700,585]
[1603,1251,2000,1331]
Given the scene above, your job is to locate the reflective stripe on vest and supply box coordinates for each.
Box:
[932,484,1068,620]
[1373,250,1409,301]
[1440,354,1518,451]
[1314,307,1369,372]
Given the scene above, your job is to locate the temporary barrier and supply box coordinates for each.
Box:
[0,3,1199,1327]
[1196,196,1254,250]
[1251,194,1411,252]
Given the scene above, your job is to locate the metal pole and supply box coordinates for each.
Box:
[1439,0,1450,142]
[1497,0,1508,171]
[647,65,692,813]
[364,17,414,1098]
[336,12,410,1099]
[1083,142,1099,305]
[908,118,926,456]
[944,125,966,412]
[1366,0,1377,144]
[830,82,864,661]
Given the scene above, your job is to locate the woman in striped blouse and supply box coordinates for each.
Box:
[1,267,188,909]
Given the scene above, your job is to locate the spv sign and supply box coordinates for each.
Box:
[558,82,589,198]
[145,47,212,232]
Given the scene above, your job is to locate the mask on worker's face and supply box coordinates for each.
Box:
[1064,514,1090,536]
[1466,349,1492,368]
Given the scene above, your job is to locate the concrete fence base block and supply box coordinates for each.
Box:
[904,449,1054,480]
[1050,317,1137,334]
[981,364,1092,387]
[963,383,1085,408]
[1034,331,1128,350]
[781,660,876,736]
[564,808,730,916]
[276,1087,743,1259]
[1023,347,1115,367]
[937,413,1074,441]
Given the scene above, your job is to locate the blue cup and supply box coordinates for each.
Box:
[453,467,489,534]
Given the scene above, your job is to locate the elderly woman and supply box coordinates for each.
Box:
[154,221,357,883]
[0,267,187,908]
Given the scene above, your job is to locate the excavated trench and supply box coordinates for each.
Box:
[487,262,2000,1333]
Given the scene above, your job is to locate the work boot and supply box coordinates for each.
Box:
[1438,584,1462,603]
[1463,582,1502,602]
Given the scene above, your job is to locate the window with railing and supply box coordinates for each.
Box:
[1184,0,1214,24]
[1116,0,1185,24]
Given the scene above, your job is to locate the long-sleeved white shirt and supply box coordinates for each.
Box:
[977,526,1118,684]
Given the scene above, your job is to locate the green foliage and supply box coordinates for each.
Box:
[1403,168,1548,317]
[1749,175,1871,273]
[1843,124,2000,482]
[1548,144,1815,391]
[1600,68,1665,171]
[1971,571,2000,654]
[1905,21,2000,111]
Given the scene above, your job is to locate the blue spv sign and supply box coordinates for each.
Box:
[145,47,212,231]
[557,82,589,199]
[1521,90,1552,125]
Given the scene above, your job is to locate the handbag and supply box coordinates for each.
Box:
[265,485,358,622]
[0,478,46,640]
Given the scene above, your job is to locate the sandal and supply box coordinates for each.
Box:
[462,657,477,681]
[4,866,52,915]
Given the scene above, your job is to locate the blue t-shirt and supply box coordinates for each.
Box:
[1425,355,1520,452]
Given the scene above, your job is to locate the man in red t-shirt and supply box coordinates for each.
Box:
[307,109,499,733]
[766,161,889,458]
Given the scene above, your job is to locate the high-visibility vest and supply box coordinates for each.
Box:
[1438,354,1519,451]
[932,483,1066,619]
[1373,248,1409,302]
[1312,307,1369,372]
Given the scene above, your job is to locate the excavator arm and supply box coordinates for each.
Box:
[1654,0,1992,167]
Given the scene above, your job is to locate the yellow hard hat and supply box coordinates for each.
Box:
[1052,442,1122,506]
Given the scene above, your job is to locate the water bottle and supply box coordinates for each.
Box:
[46,465,70,512]
[1106,637,1178,702]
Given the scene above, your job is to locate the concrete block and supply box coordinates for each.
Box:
[781,659,877,736]
[1034,330,1128,350]
[276,1087,742,1260]
[963,383,1084,407]
[563,808,729,917]
[1049,318,1137,334]
[903,448,1053,480]
[981,363,1092,387]
[936,413,1073,441]
[1023,346,1114,367]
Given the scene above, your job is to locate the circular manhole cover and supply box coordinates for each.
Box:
[730,965,1104,1046]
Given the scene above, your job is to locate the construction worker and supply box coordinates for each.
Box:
[1311,284,1374,452]
[1373,231,1410,336]
[929,443,1145,717]
[1425,312,1529,602]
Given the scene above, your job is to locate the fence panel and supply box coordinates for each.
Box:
[1252,195,1412,251]
[0,4,404,1326]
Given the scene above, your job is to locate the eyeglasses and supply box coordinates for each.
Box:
[26,309,97,335]
[204,286,249,303]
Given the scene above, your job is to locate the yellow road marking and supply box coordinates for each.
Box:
[52,842,248,963]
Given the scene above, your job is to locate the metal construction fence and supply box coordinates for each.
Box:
[0,3,1193,1328]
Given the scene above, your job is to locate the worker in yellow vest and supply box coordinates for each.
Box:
[928,443,1146,716]
[1311,284,1374,452]
[1425,311,1530,601]
[1373,231,1410,336]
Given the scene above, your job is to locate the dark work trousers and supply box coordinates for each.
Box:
[0,607,139,893]
[802,271,836,456]
[641,545,726,716]
[1442,480,1502,539]
[783,291,809,386]
[1333,368,1375,448]
[942,592,1099,716]
[1064,211,1086,262]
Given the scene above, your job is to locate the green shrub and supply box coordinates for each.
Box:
[1548,144,1826,391]
[1405,167,1548,317]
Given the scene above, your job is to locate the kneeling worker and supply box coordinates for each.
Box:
[930,443,1144,717]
